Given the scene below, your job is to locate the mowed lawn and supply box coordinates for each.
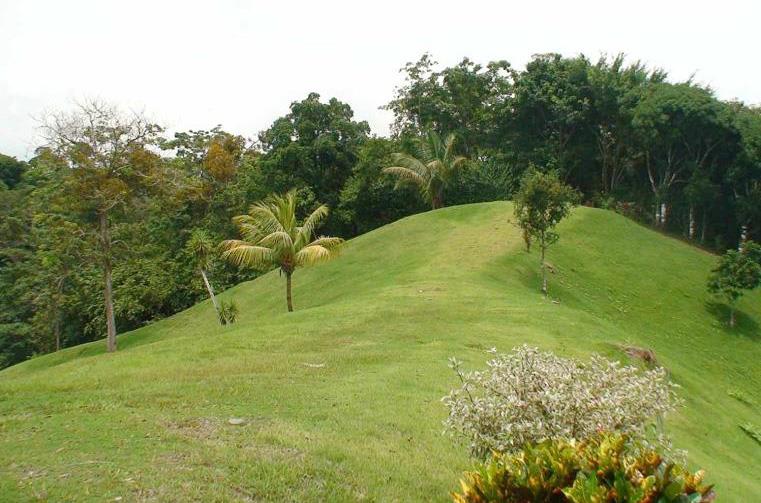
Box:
[1,202,759,501]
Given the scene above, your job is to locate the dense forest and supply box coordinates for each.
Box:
[1,52,760,368]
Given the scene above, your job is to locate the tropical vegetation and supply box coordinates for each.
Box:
[221,191,343,312]
[453,433,715,503]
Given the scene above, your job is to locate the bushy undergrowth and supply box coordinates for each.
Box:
[443,346,679,457]
[218,300,239,325]
[453,433,715,503]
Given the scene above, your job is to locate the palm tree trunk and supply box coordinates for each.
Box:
[286,272,294,312]
[54,315,61,352]
[432,194,443,210]
[540,233,548,297]
[99,210,117,353]
[200,269,221,322]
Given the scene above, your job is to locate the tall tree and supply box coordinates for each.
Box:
[383,130,467,209]
[730,105,761,244]
[588,55,665,195]
[221,191,343,312]
[384,54,513,153]
[39,100,164,352]
[0,154,26,189]
[514,169,579,296]
[632,83,739,227]
[257,93,369,231]
[186,229,221,322]
[510,54,596,188]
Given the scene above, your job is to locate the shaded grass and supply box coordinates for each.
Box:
[0,202,759,501]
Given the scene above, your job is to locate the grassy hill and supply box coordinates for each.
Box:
[1,202,759,501]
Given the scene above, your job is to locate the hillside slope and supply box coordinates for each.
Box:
[1,202,759,501]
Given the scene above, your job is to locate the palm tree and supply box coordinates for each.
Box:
[220,191,343,312]
[187,229,221,322]
[383,130,467,209]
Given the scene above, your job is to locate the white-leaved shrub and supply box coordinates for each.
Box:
[442,345,680,457]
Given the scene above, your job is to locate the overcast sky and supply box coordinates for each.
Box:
[1,0,759,159]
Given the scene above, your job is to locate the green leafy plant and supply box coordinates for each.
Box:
[444,346,679,457]
[186,229,222,323]
[453,434,715,503]
[707,241,761,327]
[218,300,238,325]
[383,130,467,209]
[221,190,343,312]
[513,168,579,296]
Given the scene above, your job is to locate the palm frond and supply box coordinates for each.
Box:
[258,230,294,250]
[298,204,329,246]
[383,166,426,188]
[247,201,287,235]
[443,133,459,161]
[389,152,428,175]
[309,236,344,250]
[294,244,339,267]
[219,240,274,269]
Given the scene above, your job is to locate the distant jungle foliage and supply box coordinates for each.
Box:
[1,53,760,367]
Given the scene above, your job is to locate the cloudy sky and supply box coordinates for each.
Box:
[1,0,759,159]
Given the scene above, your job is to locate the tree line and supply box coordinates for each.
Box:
[1,52,760,368]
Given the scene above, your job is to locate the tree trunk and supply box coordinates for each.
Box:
[523,228,531,252]
[739,225,748,251]
[729,307,736,328]
[200,269,221,322]
[431,192,443,210]
[660,202,668,226]
[701,212,707,243]
[286,272,293,312]
[688,206,696,240]
[540,234,547,297]
[54,315,61,352]
[99,211,117,353]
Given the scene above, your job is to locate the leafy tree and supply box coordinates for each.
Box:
[384,54,513,153]
[383,130,467,209]
[707,241,761,327]
[632,83,739,227]
[39,100,164,352]
[511,54,596,187]
[257,93,369,231]
[514,169,579,296]
[588,55,665,196]
[221,191,343,312]
[730,105,761,243]
[186,229,221,322]
[0,154,26,189]
[336,137,425,235]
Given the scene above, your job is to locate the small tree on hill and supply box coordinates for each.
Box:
[383,130,467,209]
[221,191,343,312]
[707,241,761,327]
[186,229,221,323]
[513,169,578,296]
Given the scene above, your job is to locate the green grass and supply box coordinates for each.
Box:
[1,202,759,501]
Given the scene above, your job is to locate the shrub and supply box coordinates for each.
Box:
[218,300,239,325]
[443,346,679,457]
[453,433,715,503]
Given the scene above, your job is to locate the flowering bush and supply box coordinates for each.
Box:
[453,433,715,503]
[443,346,679,457]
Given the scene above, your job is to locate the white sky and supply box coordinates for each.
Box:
[1,0,760,160]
